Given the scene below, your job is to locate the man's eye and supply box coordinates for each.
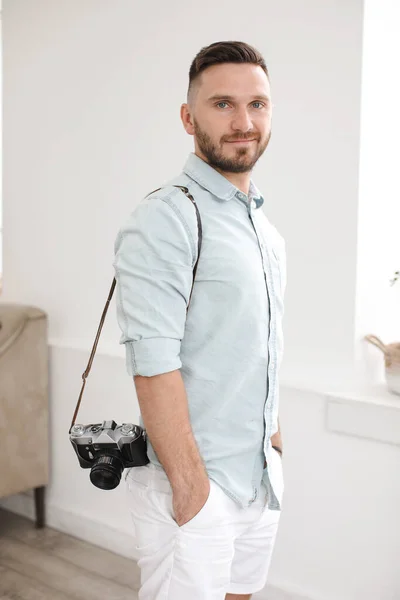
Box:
[216,101,265,109]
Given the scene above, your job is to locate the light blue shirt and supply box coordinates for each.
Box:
[113,152,286,510]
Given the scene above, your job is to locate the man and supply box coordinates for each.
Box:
[114,40,286,600]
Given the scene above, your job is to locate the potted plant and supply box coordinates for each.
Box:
[364,270,400,396]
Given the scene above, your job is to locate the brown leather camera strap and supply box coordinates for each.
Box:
[70,185,202,431]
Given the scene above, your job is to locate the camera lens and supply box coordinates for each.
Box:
[90,454,124,490]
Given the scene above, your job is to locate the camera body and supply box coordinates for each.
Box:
[69,420,149,490]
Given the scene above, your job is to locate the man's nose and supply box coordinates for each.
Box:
[231,107,253,132]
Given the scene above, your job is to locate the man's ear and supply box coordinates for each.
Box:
[180,104,195,136]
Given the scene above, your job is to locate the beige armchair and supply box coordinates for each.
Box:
[0,303,49,528]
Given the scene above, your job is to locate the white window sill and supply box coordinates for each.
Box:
[324,384,400,446]
[281,380,400,446]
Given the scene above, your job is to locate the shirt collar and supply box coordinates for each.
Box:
[183,152,264,209]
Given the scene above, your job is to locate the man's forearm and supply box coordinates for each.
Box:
[133,370,208,492]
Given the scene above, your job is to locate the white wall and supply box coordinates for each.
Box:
[2,1,400,599]
[2,0,365,390]
[267,1,364,392]
[266,385,400,600]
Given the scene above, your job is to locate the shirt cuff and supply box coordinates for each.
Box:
[124,337,182,377]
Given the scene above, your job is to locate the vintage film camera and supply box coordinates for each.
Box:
[70,420,149,490]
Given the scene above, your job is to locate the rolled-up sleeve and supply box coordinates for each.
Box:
[113,195,196,377]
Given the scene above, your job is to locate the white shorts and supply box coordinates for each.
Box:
[125,462,281,599]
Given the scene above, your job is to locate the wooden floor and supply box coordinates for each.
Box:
[0,509,141,599]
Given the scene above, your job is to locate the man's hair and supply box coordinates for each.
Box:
[188,41,269,100]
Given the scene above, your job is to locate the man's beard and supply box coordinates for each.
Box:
[193,118,271,174]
